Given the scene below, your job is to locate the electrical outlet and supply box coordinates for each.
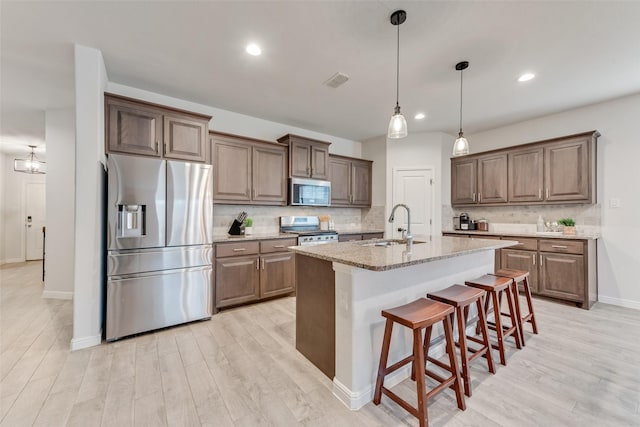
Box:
[610,198,621,208]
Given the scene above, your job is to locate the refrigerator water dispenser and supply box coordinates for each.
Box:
[118,204,146,237]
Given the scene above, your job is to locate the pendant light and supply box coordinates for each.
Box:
[387,10,407,139]
[452,61,470,156]
[14,145,46,174]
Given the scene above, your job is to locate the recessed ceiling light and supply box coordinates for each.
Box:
[414,112,426,120]
[245,43,262,56]
[517,73,535,82]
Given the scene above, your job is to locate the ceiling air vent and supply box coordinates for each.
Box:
[323,72,350,88]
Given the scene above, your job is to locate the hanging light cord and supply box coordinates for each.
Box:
[395,20,400,109]
[459,68,464,135]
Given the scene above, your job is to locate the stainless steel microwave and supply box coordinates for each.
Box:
[289,177,331,206]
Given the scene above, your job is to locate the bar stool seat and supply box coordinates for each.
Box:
[465,275,522,366]
[492,269,539,344]
[374,298,465,427]
[427,285,495,397]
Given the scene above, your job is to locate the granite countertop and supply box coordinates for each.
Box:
[442,230,599,240]
[289,236,517,272]
[212,233,296,243]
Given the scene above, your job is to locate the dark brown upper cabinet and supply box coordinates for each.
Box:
[105,93,211,163]
[508,147,544,202]
[277,134,330,180]
[328,155,372,207]
[451,131,598,207]
[212,132,287,206]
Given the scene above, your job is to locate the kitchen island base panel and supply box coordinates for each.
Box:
[329,250,495,410]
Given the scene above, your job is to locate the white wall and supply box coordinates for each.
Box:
[43,109,75,299]
[0,152,5,264]
[462,92,640,309]
[385,132,450,238]
[106,83,362,158]
[0,154,46,264]
[361,135,386,206]
[71,44,108,351]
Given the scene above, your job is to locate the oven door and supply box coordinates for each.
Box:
[290,178,331,206]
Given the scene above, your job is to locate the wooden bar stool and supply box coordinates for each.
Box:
[465,275,522,366]
[373,298,465,427]
[426,285,495,397]
[492,269,539,344]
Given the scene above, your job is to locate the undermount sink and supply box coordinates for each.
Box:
[361,239,426,247]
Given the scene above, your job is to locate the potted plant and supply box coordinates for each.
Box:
[558,218,576,235]
[244,217,253,235]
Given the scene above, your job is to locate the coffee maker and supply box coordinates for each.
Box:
[459,213,471,230]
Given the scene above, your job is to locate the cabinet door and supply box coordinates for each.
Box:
[501,249,539,293]
[545,138,590,201]
[213,137,252,202]
[351,160,372,207]
[215,255,260,308]
[260,252,295,298]
[163,114,208,162]
[477,154,507,204]
[290,141,311,177]
[107,101,163,157]
[329,157,351,206]
[539,252,584,302]
[451,158,477,205]
[508,147,543,202]
[253,145,287,204]
[310,144,329,179]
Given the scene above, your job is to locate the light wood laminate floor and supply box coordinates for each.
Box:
[1,261,639,426]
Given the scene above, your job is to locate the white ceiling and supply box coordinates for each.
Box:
[2,1,640,154]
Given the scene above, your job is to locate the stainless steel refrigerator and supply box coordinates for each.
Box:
[106,154,213,341]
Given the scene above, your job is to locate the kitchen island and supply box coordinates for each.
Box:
[289,236,517,410]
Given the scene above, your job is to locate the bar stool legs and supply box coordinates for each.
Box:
[374,298,465,427]
[493,269,539,344]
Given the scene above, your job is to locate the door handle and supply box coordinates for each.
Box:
[233,248,246,252]
[478,192,482,202]
[540,254,543,265]
[256,259,259,270]
[532,253,536,265]
[273,245,285,248]
[546,188,550,199]
[472,193,476,202]
[261,259,265,270]
[538,188,542,199]
[551,245,568,249]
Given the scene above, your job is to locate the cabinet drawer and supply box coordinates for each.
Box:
[539,239,584,255]
[260,238,297,254]
[362,232,384,240]
[502,237,537,251]
[339,234,362,242]
[216,241,259,257]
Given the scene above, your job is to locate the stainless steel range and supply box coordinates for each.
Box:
[280,216,338,246]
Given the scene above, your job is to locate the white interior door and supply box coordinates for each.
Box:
[26,182,46,260]
[392,168,433,239]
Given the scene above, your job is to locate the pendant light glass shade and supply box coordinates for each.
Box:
[387,10,407,139]
[388,105,408,139]
[452,132,470,156]
[14,145,46,174]
[452,61,470,156]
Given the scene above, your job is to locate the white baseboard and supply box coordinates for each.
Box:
[42,290,73,300]
[0,258,26,265]
[598,296,640,310]
[70,333,102,351]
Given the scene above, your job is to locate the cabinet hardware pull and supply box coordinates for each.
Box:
[546,188,550,199]
[540,254,543,265]
[155,140,159,152]
[551,245,568,249]
[256,259,259,270]
[478,192,482,202]
[233,248,246,252]
[261,259,265,270]
[515,242,523,246]
[538,188,542,199]
[472,193,476,202]
[273,245,285,248]
[533,254,536,265]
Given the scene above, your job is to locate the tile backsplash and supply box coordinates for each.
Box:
[442,203,601,232]
[213,205,364,235]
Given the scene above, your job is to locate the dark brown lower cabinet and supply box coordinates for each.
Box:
[214,238,296,310]
[538,252,585,302]
[338,232,384,242]
[501,249,538,293]
[260,252,295,298]
[215,255,260,308]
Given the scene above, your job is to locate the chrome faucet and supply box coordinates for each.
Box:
[388,204,413,246]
